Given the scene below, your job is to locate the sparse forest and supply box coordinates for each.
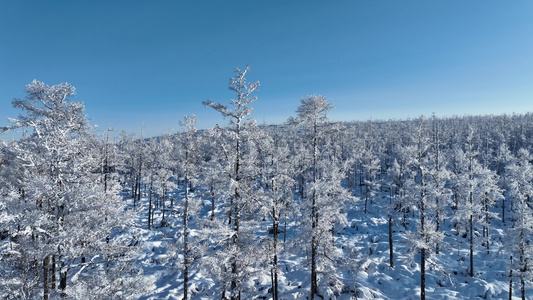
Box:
[1,68,533,299]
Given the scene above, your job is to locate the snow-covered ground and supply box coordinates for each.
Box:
[126,186,531,300]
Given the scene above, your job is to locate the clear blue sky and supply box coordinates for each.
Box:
[1,1,532,138]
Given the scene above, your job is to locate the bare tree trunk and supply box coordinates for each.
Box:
[148,176,153,230]
[310,121,319,300]
[388,190,394,268]
[418,159,427,300]
[230,206,240,300]
[270,268,274,300]
[230,124,241,300]
[151,199,155,228]
[311,232,317,300]
[311,191,318,300]
[43,256,49,300]
[469,189,474,278]
[420,189,426,300]
[104,164,108,194]
[509,256,513,300]
[436,198,440,255]
[483,192,490,254]
[364,190,368,214]
[135,154,142,209]
[389,215,394,268]
[183,175,189,300]
[51,255,56,290]
[521,276,525,300]
[520,255,526,300]
[469,214,474,277]
[502,198,506,224]
[59,263,67,297]
[210,184,215,221]
[162,188,166,222]
[421,248,426,300]
[131,171,136,199]
[272,209,279,300]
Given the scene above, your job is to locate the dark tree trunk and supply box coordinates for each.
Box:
[402,209,407,229]
[364,190,368,214]
[136,155,142,208]
[469,190,474,278]
[151,199,155,228]
[521,276,525,300]
[148,177,153,230]
[162,188,166,222]
[419,169,426,300]
[104,167,108,194]
[509,255,513,300]
[310,121,319,300]
[270,269,274,300]
[311,191,318,300]
[230,124,242,300]
[388,190,394,268]
[520,255,526,300]
[57,260,67,298]
[389,215,394,268]
[311,232,317,300]
[131,172,136,199]
[51,255,56,290]
[502,198,506,223]
[210,184,215,221]
[60,270,67,292]
[359,168,363,196]
[272,210,279,300]
[469,214,474,277]
[484,193,490,254]
[43,256,49,300]
[135,154,142,210]
[230,207,240,300]
[421,248,426,300]
[183,175,189,300]
[436,197,440,255]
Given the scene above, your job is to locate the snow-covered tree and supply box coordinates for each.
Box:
[495,143,515,223]
[450,125,500,277]
[202,66,262,299]
[174,115,201,300]
[0,80,143,299]
[293,95,353,299]
[199,125,228,221]
[142,136,176,230]
[360,144,381,214]
[505,148,533,300]
[401,117,445,300]
[0,139,44,299]
[255,127,296,300]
